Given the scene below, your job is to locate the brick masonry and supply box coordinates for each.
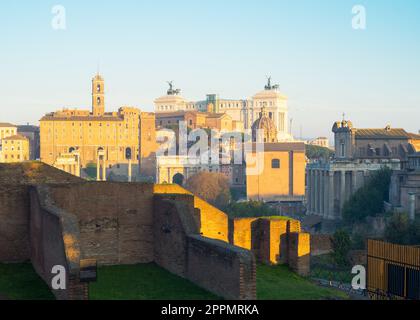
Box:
[0,163,311,300]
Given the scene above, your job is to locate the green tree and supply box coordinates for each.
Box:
[385,213,420,245]
[224,201,277,218]
[331,230,352,267]
[305,145,334,161]
[342,168,392,224]
[185,172,231,210]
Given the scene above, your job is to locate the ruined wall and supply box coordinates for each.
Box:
[29,186,87,300]
[289,232,311,276]
[0,163,80,263]
[154,184,229,242]
[154,194,256,300]
[187,235,256,300]
[47,182,155,265]
[310,234,332,256]
[228,218,259,250]
[153,194,198,277]
[0,184,30,262]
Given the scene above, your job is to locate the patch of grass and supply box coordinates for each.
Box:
[89,263,219,300]
[310,254,353,283]
[257,264,348,300]
[0,263,54,300]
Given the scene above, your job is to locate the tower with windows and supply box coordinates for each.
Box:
[92,74,105,116]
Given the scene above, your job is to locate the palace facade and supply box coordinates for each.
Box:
[306,119,420,220]
[40,74,157,180]
[154,78,293,141]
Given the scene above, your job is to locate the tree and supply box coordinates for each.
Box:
[385,213,420,245]
[306,145,334,161]
[342,168,392,224]
[224,201,277,218]
[331,230,352,267]
[185,172,231,210]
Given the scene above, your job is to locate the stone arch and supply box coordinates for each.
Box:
[172,173,185,186]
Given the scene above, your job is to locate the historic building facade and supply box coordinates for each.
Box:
[0,134,30,163]
[306,119,420,220]
[154,78,293,141]
[389,152,420,220]
[40,74,157,181]
[246,110,305,202]
[18,125,40,160]
[156,110,243,132]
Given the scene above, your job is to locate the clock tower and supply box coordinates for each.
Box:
[92,74,105,116]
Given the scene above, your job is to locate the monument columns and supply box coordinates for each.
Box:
[328,171,335,219]
[340,170,346,214]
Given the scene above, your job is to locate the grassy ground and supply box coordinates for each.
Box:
[0,263,54,300]
[89,264,219,300]
[311,254,354,283]
[0,262,347,300]
[257,265,348,300]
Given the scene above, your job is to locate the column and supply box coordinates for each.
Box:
[328,171,335,219]
[314,170,319,215]
[409,193,416,221]
[307,169,312,214]
[340,171,346,215]
[97,157,100,181]
[321,171,326,217]
[323,171,329,219]
[311,170,316,215]
[102,160,106,182]
[351,171,357,195]
[128,159,132,182]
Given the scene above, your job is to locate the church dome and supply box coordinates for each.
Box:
[252,107,278,143]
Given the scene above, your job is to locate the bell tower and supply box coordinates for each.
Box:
[92,74,105,116]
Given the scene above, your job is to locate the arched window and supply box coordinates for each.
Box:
[272,159,280,169]
[97,97,101,106]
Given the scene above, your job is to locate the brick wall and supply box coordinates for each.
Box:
[154,184,229,242]
[47,182,155,265]
[0,163,80,263]
[311,234,332,256]
[288,232,311,276]
[29,186,86,300]
[154,194,256,300]
[187,235,256,300]
[0,184,30,262]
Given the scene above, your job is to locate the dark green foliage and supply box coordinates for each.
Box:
[331,230,352,267]
[0,263,54,300]
[342,168,392,224]
[305,145,334,160]
[224,201,277,218]
[384,213,420,245]
[84,162,97,180]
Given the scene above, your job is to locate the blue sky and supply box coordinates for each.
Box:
[0,0,419,139]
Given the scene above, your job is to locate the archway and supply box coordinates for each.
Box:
[172,173,185,186]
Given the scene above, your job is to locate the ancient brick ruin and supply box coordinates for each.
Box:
[0,163,310,300]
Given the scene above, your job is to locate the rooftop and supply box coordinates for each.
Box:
[0,123,16,128]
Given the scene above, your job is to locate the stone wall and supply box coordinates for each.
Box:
[288,232,311,276]
[46,182,155,266]
[310,234,332,256]
[154,184,229,242]
[29,186,87,300]
[187,235,256,300]
[154,194,256,300]
[0,184,30,262]
[0,163,80,263]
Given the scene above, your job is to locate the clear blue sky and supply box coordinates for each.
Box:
[1,0,419,139]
